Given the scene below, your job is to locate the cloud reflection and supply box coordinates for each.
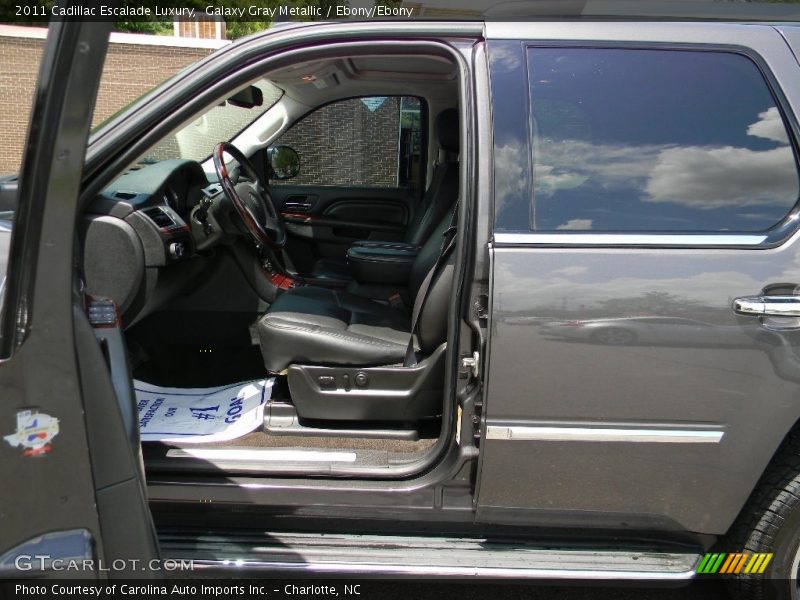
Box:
[533,108,799,225]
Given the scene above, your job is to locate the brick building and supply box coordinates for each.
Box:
[0,25,229,174]
[275,97,402,187]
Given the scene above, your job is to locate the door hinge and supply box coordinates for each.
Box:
[461,351,480,379]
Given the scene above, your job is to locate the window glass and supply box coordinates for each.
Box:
[273,96,424,188]
[528,48,800,232]
[141,80,282,164]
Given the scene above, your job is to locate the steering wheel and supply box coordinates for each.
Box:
[213,142,286,250]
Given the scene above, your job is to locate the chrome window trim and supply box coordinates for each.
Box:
[486,425,724,443]
[493,233,768,246]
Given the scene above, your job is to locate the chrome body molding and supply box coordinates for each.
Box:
[188,559,698,580]
[485,426,724,443]
[160,530,700,581]
[493,233,768,247]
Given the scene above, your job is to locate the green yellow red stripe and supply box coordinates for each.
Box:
[696,552,773,575]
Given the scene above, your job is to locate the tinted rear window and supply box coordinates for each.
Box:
[528,48,799,232]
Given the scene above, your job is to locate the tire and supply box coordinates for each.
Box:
[590,327,636,345]
[727,428,800,599]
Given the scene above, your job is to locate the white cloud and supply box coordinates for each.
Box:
[534,140,661,199]
[557,219,593,230]
[534,164,588,196]
[645,145,798,209]
[532,136,798,211]
[747,107,789,145]
[494,140,528,213]
[552,266,589,276]
[489,44,521,72]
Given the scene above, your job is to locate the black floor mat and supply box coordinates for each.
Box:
[128,310,269,387]
[133,344,267,387]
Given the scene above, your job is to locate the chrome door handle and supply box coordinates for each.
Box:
[733,296,800,317]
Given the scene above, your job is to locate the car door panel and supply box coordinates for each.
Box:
[481,247,800,534]
[323,199,408,229]
[271,184,414,273]
[477,25,800,536]
[0,21,158,576]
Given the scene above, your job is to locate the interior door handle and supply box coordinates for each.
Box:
[283,195,316,212]
[284,201,312,211]
[733,295,800,317]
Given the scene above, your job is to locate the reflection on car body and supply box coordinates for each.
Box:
[540,315,757,347]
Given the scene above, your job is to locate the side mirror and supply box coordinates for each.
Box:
[267,145,300,180]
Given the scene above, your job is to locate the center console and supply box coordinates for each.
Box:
[260,240,420,302]
[346,241,419,285]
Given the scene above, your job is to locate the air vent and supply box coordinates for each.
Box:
[142,206,176,229]
[115,191,137,200]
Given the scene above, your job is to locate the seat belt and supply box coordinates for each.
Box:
[403,207,459,367]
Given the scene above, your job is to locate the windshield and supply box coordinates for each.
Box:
[139,80,282,164]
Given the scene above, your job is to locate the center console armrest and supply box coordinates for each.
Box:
[347,241,419,285]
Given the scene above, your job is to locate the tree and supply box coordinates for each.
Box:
[113,21,172,35]
[225,22,272,39]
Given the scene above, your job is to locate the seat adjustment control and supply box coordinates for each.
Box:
[318,375,336,390]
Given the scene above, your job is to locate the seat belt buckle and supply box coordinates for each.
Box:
[388,292,404,309]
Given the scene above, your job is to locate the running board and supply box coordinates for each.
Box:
[159,531,701,580]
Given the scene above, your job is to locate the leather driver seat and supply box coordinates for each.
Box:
[257,206,457,373]
[310,108,459,282]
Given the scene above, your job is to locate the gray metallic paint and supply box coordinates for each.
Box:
[480,245,800,533]
[0,20,158,574]
[478,23,800,535]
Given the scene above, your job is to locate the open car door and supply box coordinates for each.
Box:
[0,20,159,578]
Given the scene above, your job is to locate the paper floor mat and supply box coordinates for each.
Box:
[135,378,274,444]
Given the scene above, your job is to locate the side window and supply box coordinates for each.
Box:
[273,96,425,189]
[527,48,800,232]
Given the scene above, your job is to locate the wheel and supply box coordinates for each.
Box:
[590,327,636,345]
[213,142,286,250]
[727,428,800,599]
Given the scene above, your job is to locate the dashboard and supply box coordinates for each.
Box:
[91,158,209,258]
[81,159,217,324]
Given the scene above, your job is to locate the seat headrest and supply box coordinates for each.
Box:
[436,108,459,154]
